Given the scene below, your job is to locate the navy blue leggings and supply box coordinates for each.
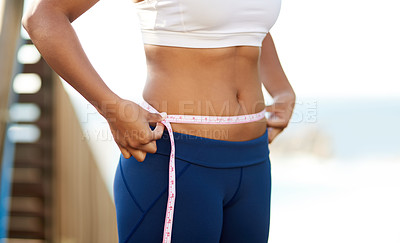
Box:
[113,127,271,243]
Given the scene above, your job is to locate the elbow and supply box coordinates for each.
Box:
[21,0,42,36]
[289,85,296,100]
[287,86,296,105]
[21,12,33,34]
[21,10,43,40]
[21,0,45,37]
[21,5,62,41]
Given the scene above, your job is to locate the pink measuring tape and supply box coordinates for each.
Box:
[139,100,267,243]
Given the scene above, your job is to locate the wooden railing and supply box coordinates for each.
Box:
[0,0,24,240]
[0,0,24,177]
[52,77,118,243]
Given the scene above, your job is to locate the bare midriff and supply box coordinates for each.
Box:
[142,44,268,142]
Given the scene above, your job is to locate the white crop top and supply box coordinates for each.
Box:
[133,0,281,48]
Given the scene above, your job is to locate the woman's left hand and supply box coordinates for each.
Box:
[265,92,296,143]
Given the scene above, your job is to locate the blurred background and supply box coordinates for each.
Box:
[1,0,399,242]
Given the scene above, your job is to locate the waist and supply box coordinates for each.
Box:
[142,95,268,141]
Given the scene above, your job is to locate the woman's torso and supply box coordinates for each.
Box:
[132,0,280,141]
[142,44,268,142]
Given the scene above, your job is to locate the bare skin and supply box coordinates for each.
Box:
[22,0,295,162]
[142,44,268,141]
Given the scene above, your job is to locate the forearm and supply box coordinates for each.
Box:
[22,1,121,116]
[259,33,295,99]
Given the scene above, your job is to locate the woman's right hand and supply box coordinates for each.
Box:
[100,99,165,162]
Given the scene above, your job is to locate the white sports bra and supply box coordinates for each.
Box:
[133,0,282,48]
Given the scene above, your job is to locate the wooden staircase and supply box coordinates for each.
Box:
[7,40,54,242]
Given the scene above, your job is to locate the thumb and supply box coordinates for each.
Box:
[265,104,276,113]
[266,115,287,129]
[146,112,165,122]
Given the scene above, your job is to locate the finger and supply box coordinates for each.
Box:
[125,131,159,153]
[265,104,274,113]
[132,140,158,154]
[265,104,286,113]
[151,122,165,140]
[140,123,165,143]
[266,115,288,129]
[118,145,131,159]
[130,148,147,162]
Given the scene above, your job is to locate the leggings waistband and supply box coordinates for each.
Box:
[153,125,270,168]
